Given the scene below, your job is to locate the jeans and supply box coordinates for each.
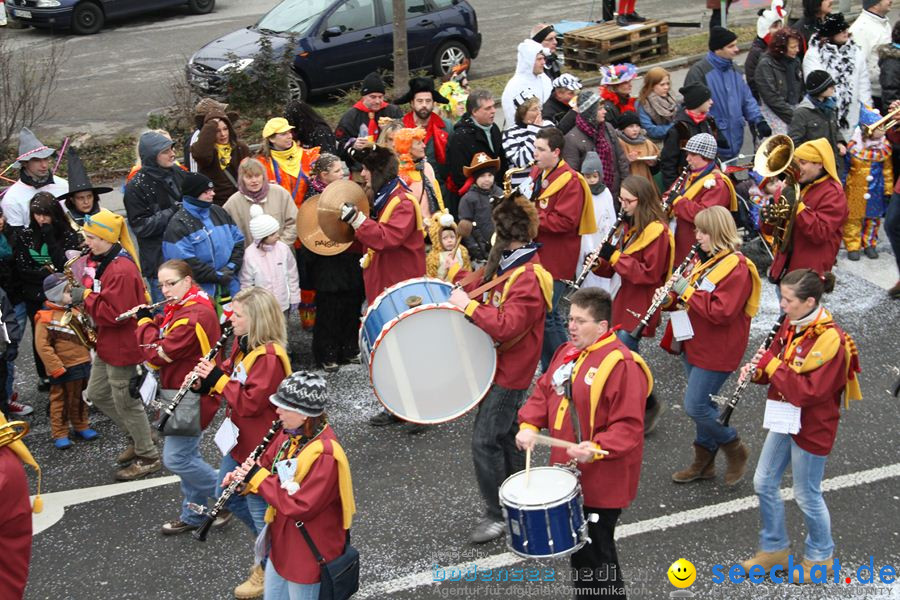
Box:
[885,192,900,278]
[616,330,640,352]
[471,384,526,520]
[217,453,270,536]
[163,433,218,526]
[6,302,26,398]
[681,357,737,451]
[540,280,570,372]
[571,507,623,599]
[753,431,833,561]
[264,561,320,600]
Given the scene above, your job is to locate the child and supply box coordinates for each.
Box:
[427,213,471,279]
[458,153,502,264]
[843,106,895,260]
[34,274,98,449]
[616,111,659,186]
[239,205,301,318]
[788,70,847,179]
[576,151,617,291]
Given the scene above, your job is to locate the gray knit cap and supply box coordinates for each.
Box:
[581,151,604,177]
[269,371,328,417]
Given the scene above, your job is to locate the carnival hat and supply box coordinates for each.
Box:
[262,117,294,139]
[14,127,56,168]
[269,371,327,417]
[551,74,583,91]
[512,88,537,108]
[394,76,449,105]
[599,63,638,87]
[56,148,112,200]
[493,194,540,243]
[462,152,501,178]
[684,133,718,160]
[858,104,882,129]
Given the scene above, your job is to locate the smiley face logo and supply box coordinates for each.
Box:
[667,558,696,588]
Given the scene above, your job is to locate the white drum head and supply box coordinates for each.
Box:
[370,306,496,424]
[500,467,578,507]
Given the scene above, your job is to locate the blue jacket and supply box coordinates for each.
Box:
[635,102,675,142]
[162,197,244,298]
[684,52,763,160]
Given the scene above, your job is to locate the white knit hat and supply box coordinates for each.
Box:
[249,204,280,241]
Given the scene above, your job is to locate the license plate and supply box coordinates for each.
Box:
[13,9,33,18]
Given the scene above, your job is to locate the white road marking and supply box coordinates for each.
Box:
[356,462,900,598]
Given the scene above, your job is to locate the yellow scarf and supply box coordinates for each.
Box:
[270,143,302,178]
[215,143,233,171]
[612,221,675,278]
[0,413,42,513]
[679,170,737,211]
[537,161,597,235]
[687,250,762,317]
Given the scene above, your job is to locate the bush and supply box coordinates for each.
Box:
[219,35,296,118]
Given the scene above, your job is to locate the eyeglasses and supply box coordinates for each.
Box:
[568,317,598,326]
[158,277,184,290]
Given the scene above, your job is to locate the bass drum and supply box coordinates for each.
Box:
[359,277,496,424]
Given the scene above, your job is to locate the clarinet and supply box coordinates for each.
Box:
[717,314,787,426]
[156,325,233,432]
[193,419,283,542]
[629,243,700,340]
[661,165,691,214]
[571,208,626,290]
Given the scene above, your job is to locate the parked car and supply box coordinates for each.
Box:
[3,0,214,35]
[186,0,481,101]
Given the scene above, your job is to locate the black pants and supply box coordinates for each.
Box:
[312,289,364,365]
[0,358,8,417]
[25,299,47,381]
[571,507,625,599]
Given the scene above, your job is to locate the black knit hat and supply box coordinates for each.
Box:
[679,83,712,110]
[182,172,214,198]
[805,70,835,96]
[816,12,849,38]
[360,72,386,96]
[269,371,327,417]
[617,110,641,130]
[708,26,738,51]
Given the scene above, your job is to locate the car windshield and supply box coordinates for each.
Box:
[256,0,333,34]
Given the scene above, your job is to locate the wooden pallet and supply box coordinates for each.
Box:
[561,20,669,69]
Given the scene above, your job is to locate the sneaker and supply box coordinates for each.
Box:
[54,437,72,450]
[863,246,878,259]
[341,351,361,364]
[470,517,505,544]
[160,519,199,535]
[8,399,34,416]
[626,11,647,22]
[368,410,401,426]
[847,250,860,261]
[213,509,234,528]
[117,444,136,465]
[322,362,340,373]
[74,428,99,441]
[115,456,162,481]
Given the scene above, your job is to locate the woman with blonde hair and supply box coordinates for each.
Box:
[636,67,678,143]
[223,158,297,247]
[376,120,404,150]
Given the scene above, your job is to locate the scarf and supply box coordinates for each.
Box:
[402,112,449,165]
[270,143,302,178]
[685,109,709,125]
[215,143,233,171]
[470,118,496,153]
[141,164,181,201]
[309,177,327,195]
[809,95,837,115]
[576,114,615,191]
[643,93,678,124]
[182,195,211,216]
[812,36,858,130]
[238,176,270,204]
[372,177,406,217]
[848,129,892,159]
[681,161,718,194]
[616,129,647,145]
[19,169,53,189]
[353,99,389,139]
[600,86,636,115]
[161,285,215,330]
[497,242,541,276]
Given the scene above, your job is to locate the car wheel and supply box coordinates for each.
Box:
[432,40,469,77]
[71,2,104,35]
[186,0,215,15]
[288,71,309,102]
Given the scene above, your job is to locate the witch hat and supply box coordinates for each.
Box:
[13,127,56,168]
[56,148,112,200]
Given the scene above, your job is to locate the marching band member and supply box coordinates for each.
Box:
[740,268,861,582]
[193,286,292,599]
[447,192,554,544]
[227,371,356,600]
[134,260,226,535]
[656,206,761,486]
[591,175,673,433]
[517,287,652,600]
[71,209,161,481]
[763,138,848,284]
[668,133,736,263]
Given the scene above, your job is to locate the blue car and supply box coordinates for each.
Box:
[186,0,481,101]
[3,0,215,35]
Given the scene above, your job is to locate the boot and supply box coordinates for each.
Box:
[672,443,715,483]
[740,548,790,572]
[643,394,666,435]
[795,556,834,584]
[115,456,162,481]
[721,438,749,486]
[117,444,136,465]
[234,564,265,599]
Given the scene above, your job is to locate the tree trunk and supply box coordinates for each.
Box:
[391,0,409,100]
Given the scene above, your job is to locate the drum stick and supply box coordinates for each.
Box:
[532,433,609,456]
[525,446,532,486]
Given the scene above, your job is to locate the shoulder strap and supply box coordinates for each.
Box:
[295,521,327,565]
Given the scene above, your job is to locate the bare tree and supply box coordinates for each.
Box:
[392,0,409,97]
[0,36,68,155]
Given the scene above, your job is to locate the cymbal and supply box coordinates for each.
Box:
[297,195,351,256]
[317,179,369,244]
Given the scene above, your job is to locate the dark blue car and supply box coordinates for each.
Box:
[3,0,214,34]
[187,0,480,101]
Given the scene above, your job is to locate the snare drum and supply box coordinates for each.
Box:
[359,277,496,424]
[499,466,587,558]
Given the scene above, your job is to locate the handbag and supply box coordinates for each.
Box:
[295,522,359,600]
[155,388,202,436]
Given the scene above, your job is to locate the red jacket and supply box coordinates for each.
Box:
[354,184,426,304]
[518,333,649,508]
[83,254,145,366]
[247,426,347,584]
[764,177,847,282]
[753,309,854,455]
[532,161,588,280]
[0,448,31,600]
[211,341,291,462]
[671,171,733,263]
[137,299,222,429]
[458,254,551,390]
[594,221,672,337]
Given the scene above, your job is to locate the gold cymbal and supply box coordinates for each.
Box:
[297,195,352,256]
[317,179,369,244]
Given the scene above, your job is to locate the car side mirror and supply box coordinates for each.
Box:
[323,26,343,39]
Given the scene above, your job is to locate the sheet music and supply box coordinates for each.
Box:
[670,310,694,341]
[763,400,801,434]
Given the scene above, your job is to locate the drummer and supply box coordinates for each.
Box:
[447,192,554,544]
[516,287,651,598]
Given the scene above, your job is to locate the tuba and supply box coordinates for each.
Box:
[60,250,97,349]
[0,420,29,448]
[754,135,801,253]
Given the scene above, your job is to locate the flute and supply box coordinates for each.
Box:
[569,208,626,291]
[716,314,787,426]
[193,419,283,542]
[661,165,690,214]
[629,243,700,340]
[115,298,173,321]
[156,324,233,432]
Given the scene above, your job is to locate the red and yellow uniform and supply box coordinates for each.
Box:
[258,144,320,209]
[670,168,736,263]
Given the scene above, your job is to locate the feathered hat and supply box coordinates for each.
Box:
[599,63,638,87]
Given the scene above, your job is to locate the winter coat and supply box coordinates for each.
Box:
[684,52,764,160]
[334,102,404,171]
[791,15,823,44]
[13,224,82,304]
[501,39,553,126]
[659,109,727,189]
[803,36,871,141]
[458,184,499,262]
[755,53,805,125]
[425,219,470,279]
[446,114,507,193]
[240,240,301,312]
[745,37,769,101]
[502,122,543,189]
[0,286,24,355]
[190,111,251,205]
[562,122,629,196]
[0,177,68,229]
[636,102,675,144]
[878,43,900,108]
[542,95,575,132]
[223,185,298,247]
[847,9,892,99]
[124,164,185,277]
[0,227,20,305]
[787,97,846,179]
[162,199,245,298]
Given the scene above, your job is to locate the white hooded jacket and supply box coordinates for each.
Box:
[847,9,892,98]
[501,39,553,126]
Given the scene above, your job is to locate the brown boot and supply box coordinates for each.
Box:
[234,564,265,599]
[672,443,716,483]
[115,456,161,481]
[116,444,136,465]
[740,548,790,572]
[721,438,749,485]
[794,557,834,584]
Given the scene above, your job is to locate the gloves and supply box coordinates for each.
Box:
[597,242,615,262]
[135,306,153,321]
[755,120,772,138]
[219,267,234,288]
[672,277,690,296]
[340,203,366,229]
[3,343,18,362]
[69,285,87,303]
